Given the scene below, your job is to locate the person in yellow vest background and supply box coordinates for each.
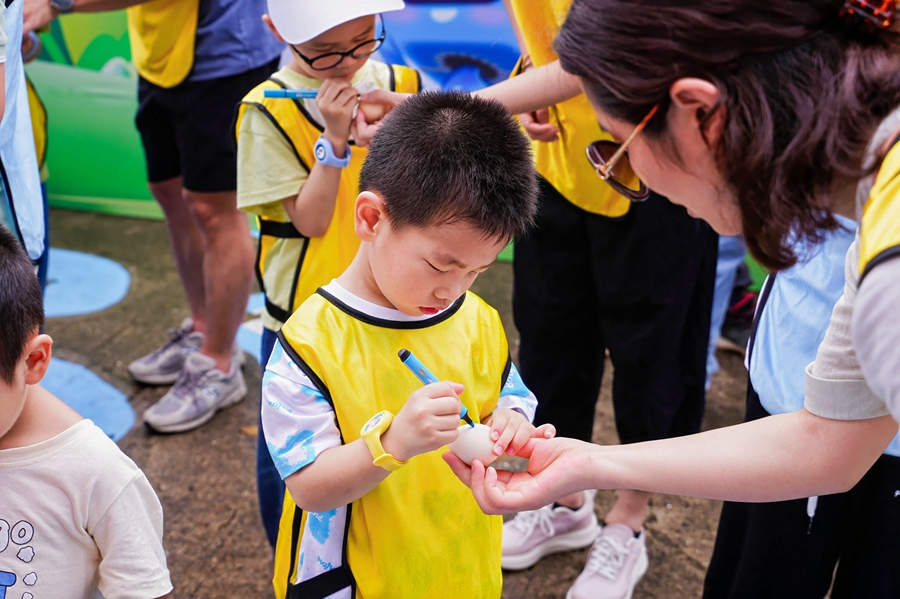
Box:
[496,2,717,598]
[235,0,422,551]
[265,91,550,599]
[23,0,284,432]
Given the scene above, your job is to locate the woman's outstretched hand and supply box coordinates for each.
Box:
[444,430,597,515]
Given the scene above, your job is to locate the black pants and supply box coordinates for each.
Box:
[703,383,900,599]
[513,177,717,444]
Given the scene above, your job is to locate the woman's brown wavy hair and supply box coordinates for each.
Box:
[556,0,900,270]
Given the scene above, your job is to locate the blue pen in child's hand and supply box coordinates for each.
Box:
[398,349,475,427]
[263,89,319,99]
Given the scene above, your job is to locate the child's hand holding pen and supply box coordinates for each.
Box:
[316,79,359,156]
[381,382,466,462]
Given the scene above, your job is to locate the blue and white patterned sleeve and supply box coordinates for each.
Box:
[261,340,342,480]
[496,361,537,423]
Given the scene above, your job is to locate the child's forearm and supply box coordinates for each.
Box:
[474,61,581,115]
[284,438,392,513]
[281,164,343,238]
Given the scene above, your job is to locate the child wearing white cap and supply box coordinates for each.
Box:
[235,0,421,550]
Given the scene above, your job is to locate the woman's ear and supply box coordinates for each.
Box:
[24,334,53,385]
[354,191,387,241]
[669,78,725,145]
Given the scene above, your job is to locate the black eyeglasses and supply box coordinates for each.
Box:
[291,15,386,71]
[585,104,658,202]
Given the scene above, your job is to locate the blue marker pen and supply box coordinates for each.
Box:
[263,89,319,99]
[398,349,475,427]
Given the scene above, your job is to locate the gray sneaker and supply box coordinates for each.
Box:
[143,351,247,433]
[128,318,203,385]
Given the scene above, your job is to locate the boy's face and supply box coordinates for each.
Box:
[287,15,378,81]
[367,215,507,317]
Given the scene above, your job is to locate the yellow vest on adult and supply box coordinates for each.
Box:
[273,289,507,599]
[234,65,420,327]
[860,138,900,280]
[128,0,199,88]
[507,0,631,217]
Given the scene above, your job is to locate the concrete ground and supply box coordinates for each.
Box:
[46,209,748,599]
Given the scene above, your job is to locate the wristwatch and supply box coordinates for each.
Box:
[49,0,76,14]
[314,135,351,168]
[360,411,408,471]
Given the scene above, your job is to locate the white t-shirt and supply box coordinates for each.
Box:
[0,420,172,599]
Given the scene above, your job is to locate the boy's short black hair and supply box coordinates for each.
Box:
[359,91,538,241]
[0,226,44,385]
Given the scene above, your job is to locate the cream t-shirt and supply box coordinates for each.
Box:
[0,420,172,599]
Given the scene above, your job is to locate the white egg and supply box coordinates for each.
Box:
[448,423,496,466]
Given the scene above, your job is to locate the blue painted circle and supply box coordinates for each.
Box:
[41,359,134,441]
[44,248,131,318]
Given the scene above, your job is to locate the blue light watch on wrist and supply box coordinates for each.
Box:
[314,136,350,168]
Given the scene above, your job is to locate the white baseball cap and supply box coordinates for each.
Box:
[268,0,406,45]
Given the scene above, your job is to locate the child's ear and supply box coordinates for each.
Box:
[261,14,287,44]
[24,334,52,385]
[355,191,387,241]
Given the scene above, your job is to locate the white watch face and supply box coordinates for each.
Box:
[315,143,327,162]
[363,412,386,434]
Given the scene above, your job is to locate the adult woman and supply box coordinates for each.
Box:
[437,0,900,513]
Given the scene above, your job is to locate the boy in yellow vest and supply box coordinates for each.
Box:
[262,91,549,599]
[235,1,421,549]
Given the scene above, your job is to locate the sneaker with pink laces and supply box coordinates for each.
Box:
[501,490,600,570]
[567,523,648,599]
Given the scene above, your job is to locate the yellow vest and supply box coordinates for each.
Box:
[507,0,631,217]
[235,65,421,326]
[860,137,900,280]
[127,0,199,88]
[25,74,47,173]
[273,290,507,599]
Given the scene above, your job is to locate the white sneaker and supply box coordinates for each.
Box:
[501,490,600,570]
[128,318,203,384]
[128,318,246,385]
[566,524,648,599]
[143,352,247,433]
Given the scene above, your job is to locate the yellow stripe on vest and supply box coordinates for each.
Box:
[860,141,900,279]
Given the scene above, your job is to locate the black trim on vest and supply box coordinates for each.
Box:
[236,99,309,172]
[745,272,776,366]
[273,330,358,599]
[861,246,900,282]
[266,297,292,326]
[285,237,310,322]
[500,355,512,396]
[260,219,305,239]
[315,288,466,329]
[254,225,266,296]
[288,565,354,599]
[388,64,396,91]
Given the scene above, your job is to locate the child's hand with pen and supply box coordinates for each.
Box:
[316,79,359,157]
[381,381,468,462]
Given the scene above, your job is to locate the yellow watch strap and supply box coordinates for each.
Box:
[361,411,408,471]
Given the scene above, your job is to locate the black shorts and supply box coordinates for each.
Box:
[135,59,278,193]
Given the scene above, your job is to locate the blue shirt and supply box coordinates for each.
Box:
[189,0,284,82]
[750,216,900,457]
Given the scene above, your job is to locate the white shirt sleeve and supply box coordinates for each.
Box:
[261,340,342,480]
[90,472,173,599]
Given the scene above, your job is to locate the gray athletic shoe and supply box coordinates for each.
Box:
[143,351,247,433]
[128,318,203,385]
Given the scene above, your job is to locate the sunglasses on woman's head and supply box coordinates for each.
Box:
[585,104,659,202]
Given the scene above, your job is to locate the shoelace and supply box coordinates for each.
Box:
[584,534,630,580]
[510,505,557,540]
[149,324,192,358]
